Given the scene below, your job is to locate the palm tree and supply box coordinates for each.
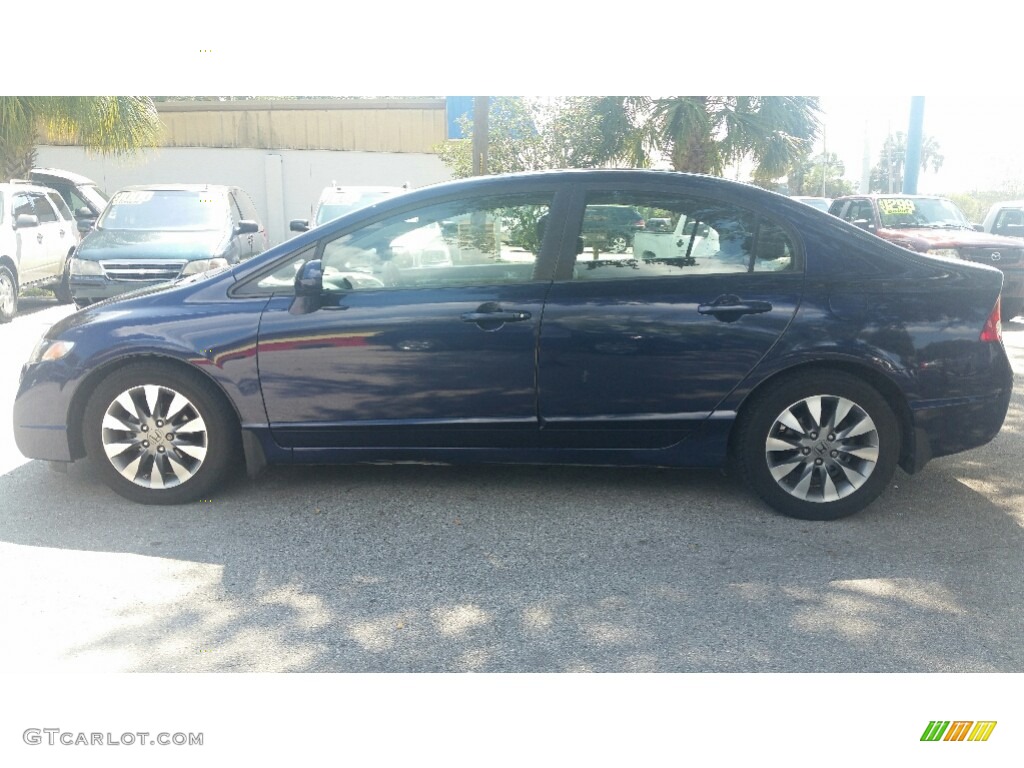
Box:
[869,131,944,193]
[585,96,821,185]
[0,97,161,180]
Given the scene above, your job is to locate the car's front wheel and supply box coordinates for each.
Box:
[53,252,74,304]
[0,265,18,323]
[735,371,900,520]
[83,362,239,504]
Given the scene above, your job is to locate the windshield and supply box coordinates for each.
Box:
[98,189,230,231]
[314,189,401,226]
[878,197,970,229]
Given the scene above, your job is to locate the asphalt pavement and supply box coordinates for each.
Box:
[2,297,1024,672]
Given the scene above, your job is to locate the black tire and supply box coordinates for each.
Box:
[83,361,240,504]
[734,371,900,521]
[53,252,74,304]
[0,265,17,323]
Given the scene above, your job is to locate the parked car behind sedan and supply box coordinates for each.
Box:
[0,181,80,321]
[829,194,1024,317]
[981,200,1024,242]
[14,170,1012,521]
[290,185,408,233]
[790,196,833,212]
[28,167,109,229]
[70,184,266,307]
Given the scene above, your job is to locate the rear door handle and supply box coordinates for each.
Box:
[697,294,773,318]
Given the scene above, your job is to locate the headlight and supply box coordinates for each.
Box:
[926,248,960,259]
[70,258,103,275]
[27,338,75,364]
[180,258,229,276]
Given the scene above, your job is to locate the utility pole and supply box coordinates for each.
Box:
[820,126,828,197]
[471,97,489,176]
[903,96,925,194]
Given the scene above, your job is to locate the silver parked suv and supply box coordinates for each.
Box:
[0,181,80,322]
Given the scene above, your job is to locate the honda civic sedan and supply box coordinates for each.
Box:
[13,170,1013,520]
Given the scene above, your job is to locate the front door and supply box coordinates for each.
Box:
[253,191,559,450]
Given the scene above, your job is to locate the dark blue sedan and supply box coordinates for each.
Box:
[13,170,1014,520]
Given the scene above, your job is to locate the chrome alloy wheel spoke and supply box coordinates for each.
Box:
[100,383,208,489]
[765,394,879,504]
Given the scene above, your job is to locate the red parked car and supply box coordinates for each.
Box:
[829,195,1024,317]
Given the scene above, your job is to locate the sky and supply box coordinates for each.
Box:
[818,95,1024,195]
[10,1,1022,196]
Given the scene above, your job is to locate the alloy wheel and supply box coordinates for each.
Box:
[100,383,209,489]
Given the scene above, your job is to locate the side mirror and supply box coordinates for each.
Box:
[295,259,324,297]
[77,218,95,234]
[236,220,260,235]
[15,213,39,228]
[972,223,985,232]
[289,219,310,233]
[291,259,324,314]
[852,218,875,231]
[74,207,92,220]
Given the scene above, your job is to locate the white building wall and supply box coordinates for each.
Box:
[34,146,454,246]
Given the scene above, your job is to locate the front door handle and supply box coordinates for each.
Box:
[461,310,532,323]
[36,232,44,243]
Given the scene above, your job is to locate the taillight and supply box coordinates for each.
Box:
[980,297,1002,342]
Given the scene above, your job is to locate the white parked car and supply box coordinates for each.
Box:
[0,181,80,321]
[290,184,409,232]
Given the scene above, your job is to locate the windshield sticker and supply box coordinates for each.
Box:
[111,191,154,205]
[878,199,916,216]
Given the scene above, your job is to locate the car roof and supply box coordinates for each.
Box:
[833,193,947,201]
[988,200,1024,209]
[0,181,66,195]
[30,167,99,185]
[113,184,235,193]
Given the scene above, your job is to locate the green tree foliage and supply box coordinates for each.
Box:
[869,131,944,193]
[438,96,821,188]
[0,97,162,180]
[789,152,855,197]
[946,182,1024,224]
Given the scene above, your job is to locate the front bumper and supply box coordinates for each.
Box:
[13,365,77,462]
[69,275,169,302]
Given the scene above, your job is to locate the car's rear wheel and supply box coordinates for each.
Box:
[735,371,900,520]
[0,265,17,323]
[83,362,239,504]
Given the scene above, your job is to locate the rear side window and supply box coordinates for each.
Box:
[571,191,796,280]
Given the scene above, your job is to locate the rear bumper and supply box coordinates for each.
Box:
[904,385,1013,473]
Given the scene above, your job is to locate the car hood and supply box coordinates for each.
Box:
[878,227,1023,250]
[77,228,228,260]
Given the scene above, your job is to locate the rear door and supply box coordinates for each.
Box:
[537,182,803,450]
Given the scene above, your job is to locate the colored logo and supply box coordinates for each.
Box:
[921,721,997,742]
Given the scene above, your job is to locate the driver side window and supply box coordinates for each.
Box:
[318,194,551,291]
